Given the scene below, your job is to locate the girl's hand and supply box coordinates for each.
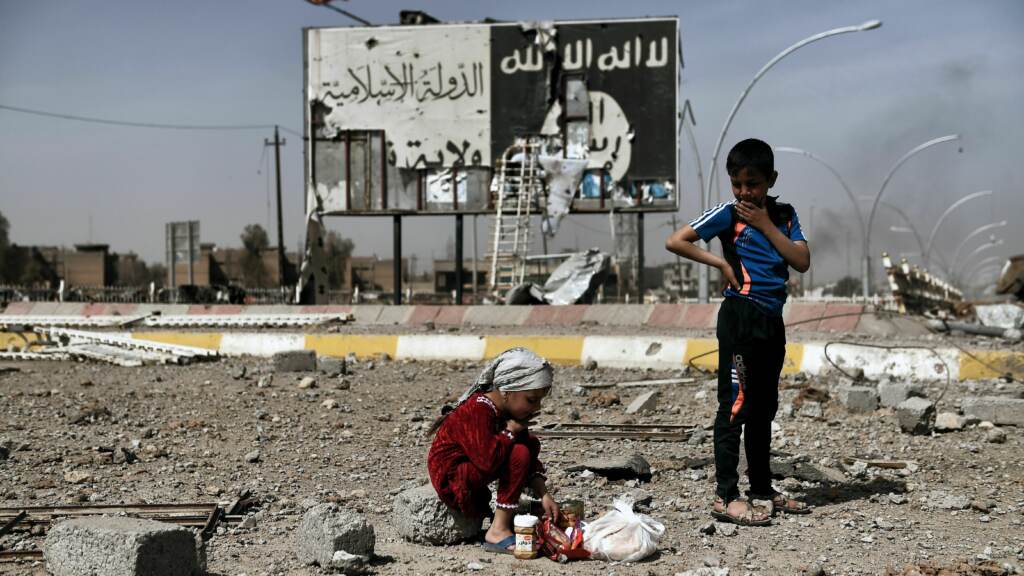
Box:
[541,493,560,522]
[505,419,528,435]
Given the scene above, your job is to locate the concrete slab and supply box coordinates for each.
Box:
[582,304,654,326]
[350,305,384,324]
[646,304,687,328]
[435,306,468,325]
[186,304,244,315]
[463,306,531,326]
[375,306,415,325]
[43,516,203,576]
[679,303,718,329]
[961,396,1024,427]
[523,305,588,327]
[820,303,864,332]
[407,306,441,325]
[785,303,827,332]
[1,301,36,315]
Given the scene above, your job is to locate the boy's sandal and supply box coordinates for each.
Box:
[750,491,811,515]
[481,535,517,555]
[710,497,771,526]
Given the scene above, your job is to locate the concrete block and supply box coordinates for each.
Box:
[272,350,317,373]
[581,304,654,327]
[877,380,925,408]
[897,397,935,435]
[463,306,531,326]
[625,390,659,414]
[961,396,1024,427]
[392,484,482,545]
[43,517,203,576]
[835,385,878,413]
[297,503,375,567]
[318,356,346,376]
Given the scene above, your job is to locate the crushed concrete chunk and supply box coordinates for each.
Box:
[392,484,482,545]
[625,390,659,414]
[273,350,317,373]
[297,503,375,567]
[897,397,935,435]
[43,516,204,576]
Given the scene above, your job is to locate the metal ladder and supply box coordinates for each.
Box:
[488,139,542,295]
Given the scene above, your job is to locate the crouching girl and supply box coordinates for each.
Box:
[427,348,560,554]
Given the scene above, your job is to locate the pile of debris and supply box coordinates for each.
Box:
[1,326,217,367]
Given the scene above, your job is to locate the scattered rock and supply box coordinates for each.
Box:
[985,427,1007,444]
[330,550,369,573]
[583,358,598,371]
[322,399,338,410]
[298,376,317,390]
[928,491,970,510]
[257,375,273,388]
[273,350,317,373]
[244,450,261,463]
[231,365,247,380]
[70,403,111,425]
[714,522,737,537]
[63,470,92,484]
[588,391,620,407]
[392,484,482,545]
[625,390,659,414]
[897,397,936,435]
[934,411,964,432]
[798,401,823,419]
[675,568,730,576]
[566,454,651,481]
[44,516,204,576]
[297,503,375,567]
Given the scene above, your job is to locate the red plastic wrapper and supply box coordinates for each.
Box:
[537,516,590,562]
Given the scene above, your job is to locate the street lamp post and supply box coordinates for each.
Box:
[698,20,882,302]
[923,190,993,267]
[948,221,1008,277]
[963,255,1007,283]
[863,134,961,297]
[954,239,1004,287]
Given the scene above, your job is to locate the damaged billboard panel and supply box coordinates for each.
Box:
[304,17,679,216]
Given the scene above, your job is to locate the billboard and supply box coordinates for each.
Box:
[304,17,678,215]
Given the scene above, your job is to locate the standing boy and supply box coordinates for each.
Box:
[666,138,811,525]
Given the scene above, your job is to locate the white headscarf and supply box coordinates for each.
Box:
[446,347,553,413]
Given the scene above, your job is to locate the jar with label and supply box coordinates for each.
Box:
[513,514,539,559]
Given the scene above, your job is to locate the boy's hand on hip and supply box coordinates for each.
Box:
[735,201,771,231]
[719,262,741,291]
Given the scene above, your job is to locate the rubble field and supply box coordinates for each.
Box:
[0,356,1021,575]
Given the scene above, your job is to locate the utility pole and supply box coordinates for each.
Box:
[265,126,287,288]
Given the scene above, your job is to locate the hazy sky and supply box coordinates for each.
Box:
[2,0,1022,286]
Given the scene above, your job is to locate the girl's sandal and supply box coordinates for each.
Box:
[751,491,811,515]
[710,497,772,526]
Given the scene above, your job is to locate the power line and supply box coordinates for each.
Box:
[0,103,299,133]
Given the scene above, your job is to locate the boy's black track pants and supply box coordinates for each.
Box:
[713,296,786,502]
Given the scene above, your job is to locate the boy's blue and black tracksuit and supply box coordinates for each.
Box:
[690,196,806,502]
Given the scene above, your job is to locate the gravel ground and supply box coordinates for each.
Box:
[0,355,1021,576]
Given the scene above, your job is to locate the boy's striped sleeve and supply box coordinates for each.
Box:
[788,208,806,242]
[689,202,733,242]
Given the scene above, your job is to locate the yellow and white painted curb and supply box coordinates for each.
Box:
[3,331,1018,382]
[119,332,1024,381]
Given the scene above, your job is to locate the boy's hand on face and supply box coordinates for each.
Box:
[735,200,771,232]
[505,419,529,435]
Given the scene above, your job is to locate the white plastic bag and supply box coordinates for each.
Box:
[582,498,666,563]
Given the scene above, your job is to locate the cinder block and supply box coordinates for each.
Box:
[43,517,203,576]
[297,504,375,567]
[897,397,935,435]
[272,349,317,373]
[392,484,482,545]
[961,396,1024,427]
[625,390,660,414]
[835,385,879,413]
[877,380,925,408]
